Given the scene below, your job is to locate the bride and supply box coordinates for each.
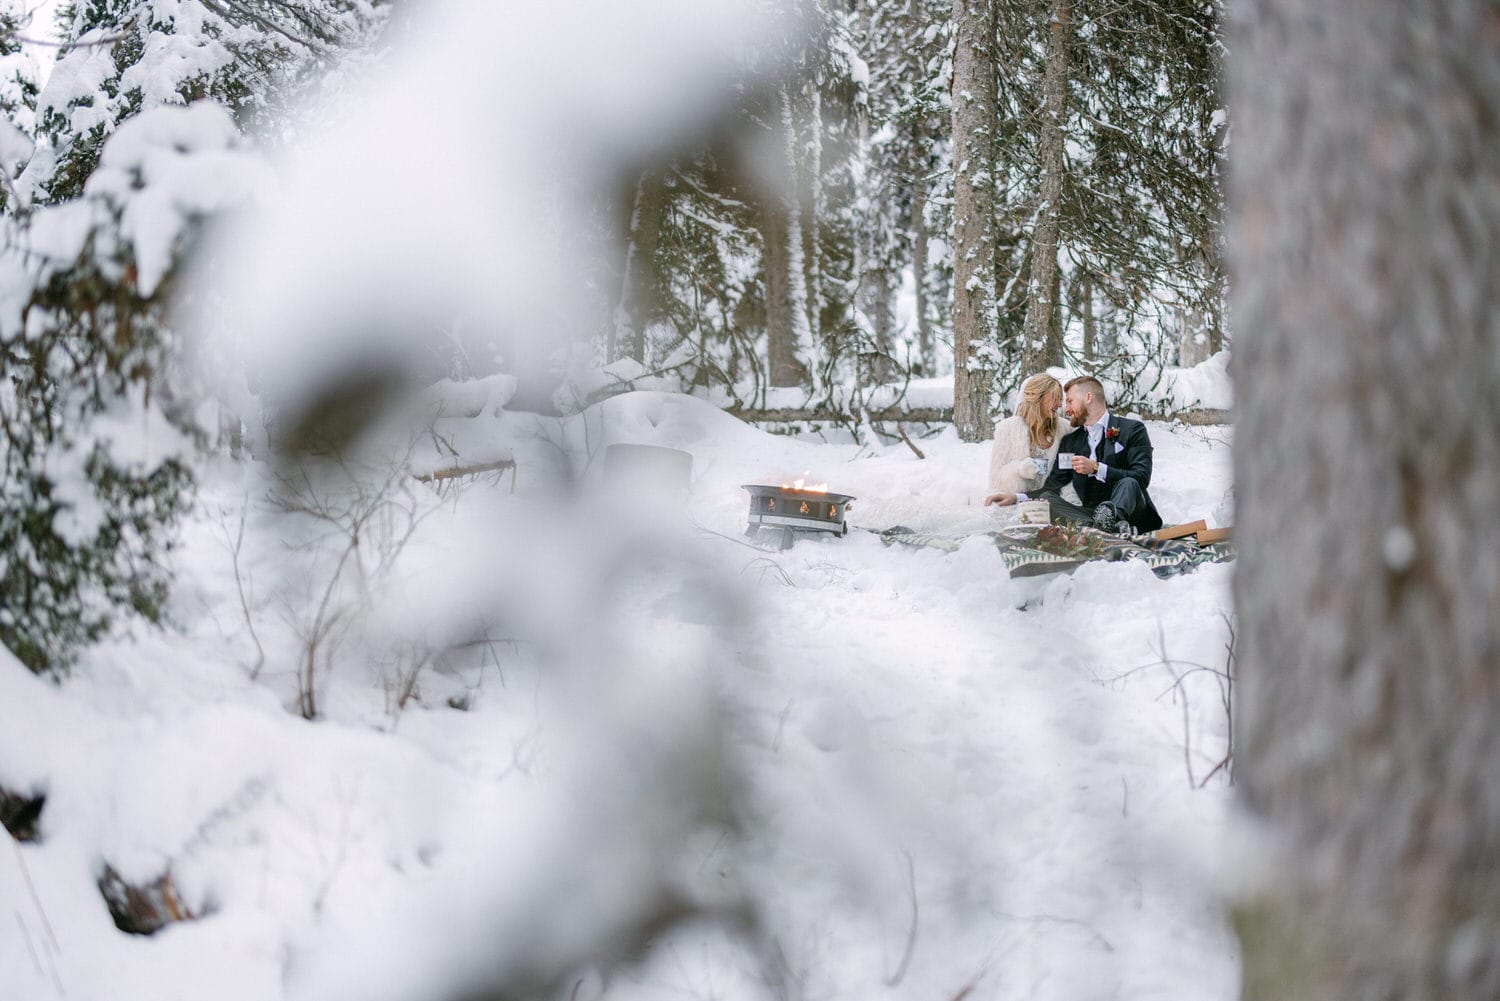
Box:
[987,373,1064,494]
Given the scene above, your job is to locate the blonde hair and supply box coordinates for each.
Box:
[1018,373,1062,449]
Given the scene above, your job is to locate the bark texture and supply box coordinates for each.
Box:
[950,0,998,441]
[1020,0,1070,371]
[801,86,823,350]
[612,168,667,364]
[910,136,933,374]
[764,87,812,389]
[1177,303,1217,367]
[1231,0,1500,998]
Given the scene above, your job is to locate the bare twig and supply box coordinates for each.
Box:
[15,911,43,980]
[271,442,443,721]
[1156,620,1196,788]
[989,908,1114,952]
[742,557,793,586]
[1129,614,1239,789]
[220,502,266,680]
[895,422,927,460]
[883,851,919,987]
[1201,611,1237,787]
[311,772,363,914]
[13,842,57,952]
[771,699,794,752]
[199,0,335,60]
[695,521,776,553]
[7,31,129,47]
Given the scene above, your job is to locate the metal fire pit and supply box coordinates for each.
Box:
[742,484,855,550]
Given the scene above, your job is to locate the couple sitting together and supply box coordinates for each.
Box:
[985,374,1163,537]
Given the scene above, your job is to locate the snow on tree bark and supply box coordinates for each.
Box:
[1231,0,1500,997]
[1020,0,1070,373]
[910,121,934,375]
[765,85,813,389]
[950,0,998,441]
[800,84,824,351]
[612,167,667,365]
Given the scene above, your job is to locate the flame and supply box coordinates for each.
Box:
[780,477,829,493]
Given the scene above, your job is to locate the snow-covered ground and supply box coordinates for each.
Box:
[1,393,1239,1001]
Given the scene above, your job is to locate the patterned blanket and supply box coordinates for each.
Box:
[874,523,1235,579]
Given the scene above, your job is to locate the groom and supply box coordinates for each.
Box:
[984,375,1163,535]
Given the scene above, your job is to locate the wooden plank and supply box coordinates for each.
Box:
[1196,526,1232,544]
[1153,519,1207,541]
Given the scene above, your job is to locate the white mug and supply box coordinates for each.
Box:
[1057,452,1073,469]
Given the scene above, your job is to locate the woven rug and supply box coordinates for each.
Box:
[873,523,1235,579]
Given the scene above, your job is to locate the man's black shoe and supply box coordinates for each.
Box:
[1093,503,1133,537]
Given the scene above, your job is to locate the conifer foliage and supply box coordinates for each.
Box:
[0,0,386,673]
[584,0,1225,428]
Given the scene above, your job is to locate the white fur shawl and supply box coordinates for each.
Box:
[988,414,1063,493]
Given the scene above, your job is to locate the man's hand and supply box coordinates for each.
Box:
[984,492,1018,507]
[1070,455,1100,475]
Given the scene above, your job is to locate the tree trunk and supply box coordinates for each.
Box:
[1231,1,1500,999]
[1177,303,1214,367]
[1179,247,1222,367]
[801,84,824,352]
[612,168,667,365]
[911,129,933,376]
[1020,0,1070,372]
[1047,251,1064,360]
[950,0,998,441]
[764,87,812,389]
[855,112,897,384]
[1080,275,1095,361]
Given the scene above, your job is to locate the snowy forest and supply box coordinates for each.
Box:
[1,0,1496,999]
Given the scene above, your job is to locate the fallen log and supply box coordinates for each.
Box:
[412,458,516,482]
[1134,407,1232,425]
[728,406,954,423]
[728,405,1231,426]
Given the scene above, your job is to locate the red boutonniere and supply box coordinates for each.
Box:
[1105,427,1120,441]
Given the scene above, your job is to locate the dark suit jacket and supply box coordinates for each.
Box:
[1036,414,1163,531]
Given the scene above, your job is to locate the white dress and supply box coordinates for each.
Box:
[988,415,1063,493]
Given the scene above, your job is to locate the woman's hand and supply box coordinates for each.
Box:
[984,492,1018,507]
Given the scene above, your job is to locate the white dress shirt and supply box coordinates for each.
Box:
[1014,411,1110,501]
[1085,411,1112,482]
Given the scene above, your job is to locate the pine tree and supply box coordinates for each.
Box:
[0,1,37,212]
[975,0,1226,400]
[950,0,1000,441]
[0,0,387,673]
[586,0,864,407]
[1232,0,1500,995]
[33,0,386,203]
[852,0,951,380]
